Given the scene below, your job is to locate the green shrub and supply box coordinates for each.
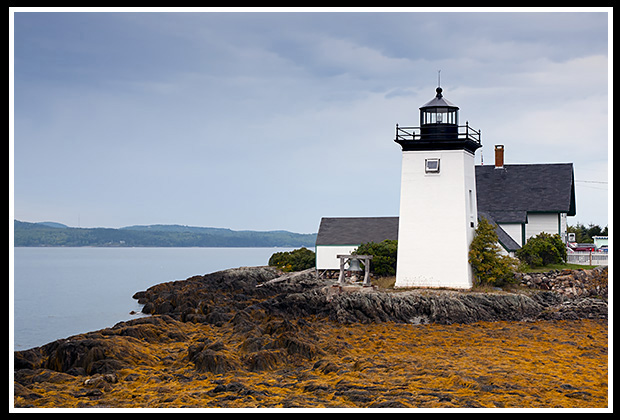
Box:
[268,247,316,272]
[468,217,518,287]
[516,232,567,268]
[354,239,398,277]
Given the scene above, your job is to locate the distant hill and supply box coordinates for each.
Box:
[13,220,317,248]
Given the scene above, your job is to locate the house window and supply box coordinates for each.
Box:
[425,158,440,173]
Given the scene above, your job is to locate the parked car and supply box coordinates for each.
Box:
[567,243,596,252]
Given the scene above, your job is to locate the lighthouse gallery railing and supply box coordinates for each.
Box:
[395,123,481,144]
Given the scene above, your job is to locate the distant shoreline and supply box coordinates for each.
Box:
[13,220,317,248]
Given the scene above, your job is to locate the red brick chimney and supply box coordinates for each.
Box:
[494,145,505,169]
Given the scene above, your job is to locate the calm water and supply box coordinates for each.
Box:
[12,247,298,351]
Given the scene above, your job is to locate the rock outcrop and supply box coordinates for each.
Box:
[14,315,184,375]
[266,285,608,324]
[130,265,607,326]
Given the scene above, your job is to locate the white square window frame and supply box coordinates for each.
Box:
[425,158,441,173]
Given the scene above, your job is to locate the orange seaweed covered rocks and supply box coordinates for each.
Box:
[14,266,608,409]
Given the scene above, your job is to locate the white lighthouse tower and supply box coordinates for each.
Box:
[394,86,481,289]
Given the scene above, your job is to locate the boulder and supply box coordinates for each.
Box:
[243,349,284,372]
[188,348,239,374]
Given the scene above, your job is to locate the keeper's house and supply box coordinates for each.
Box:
[315,146,576,272]
[475,154,576,254]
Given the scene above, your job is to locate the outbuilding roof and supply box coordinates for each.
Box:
[315,217,398,246]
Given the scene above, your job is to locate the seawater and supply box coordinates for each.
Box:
[12,247,300,351]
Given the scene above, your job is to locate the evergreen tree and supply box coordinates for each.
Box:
[567,223,608,243]
[468,217,517,287]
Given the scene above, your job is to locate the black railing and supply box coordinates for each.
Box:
[395,123,481,144]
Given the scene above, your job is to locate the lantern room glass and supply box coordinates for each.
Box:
[421,107,458,125]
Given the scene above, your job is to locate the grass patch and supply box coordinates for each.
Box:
[371,276,396,289]
[520,263,598,273]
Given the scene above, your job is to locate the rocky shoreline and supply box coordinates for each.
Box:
[132,265,608,325]
[13,265,608,408]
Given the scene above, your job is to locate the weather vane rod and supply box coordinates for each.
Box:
[438,69,441,87]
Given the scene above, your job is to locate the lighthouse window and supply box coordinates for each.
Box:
[425,158,440,173]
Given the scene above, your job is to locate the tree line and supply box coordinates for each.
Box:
[567,223,608,243]
[13,220,317,248]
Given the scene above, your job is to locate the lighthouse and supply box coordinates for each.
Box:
[394,86,481,289]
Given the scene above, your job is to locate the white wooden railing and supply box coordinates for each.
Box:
[566,251,609,266]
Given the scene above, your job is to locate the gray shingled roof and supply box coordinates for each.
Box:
[475,163,576,222]
[478,211,521,252]
[315,217,398,246]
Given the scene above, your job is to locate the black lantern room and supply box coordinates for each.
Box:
[394,86,481,154]
[419,87,459,140]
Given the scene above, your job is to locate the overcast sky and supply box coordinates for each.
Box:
[10,8,611,233]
